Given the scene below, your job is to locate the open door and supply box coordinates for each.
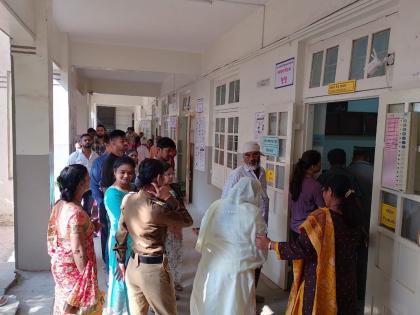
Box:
[262,102,295,289]
[365,89,420,315]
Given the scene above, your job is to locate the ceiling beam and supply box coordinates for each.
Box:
[71,41,202,76]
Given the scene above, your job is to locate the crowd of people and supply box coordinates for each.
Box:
[47,124,373,315]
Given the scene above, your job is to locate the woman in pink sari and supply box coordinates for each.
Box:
[47,164,103,314]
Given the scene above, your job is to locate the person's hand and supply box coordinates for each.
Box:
[256,233,272,250]
[150,183,172,200]
[91,218,103,233]
[192,228,200,236]
[115,263,125,281]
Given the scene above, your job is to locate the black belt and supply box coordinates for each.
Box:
[130,252,163,264]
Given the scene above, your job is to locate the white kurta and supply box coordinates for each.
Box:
[190,178,267,315]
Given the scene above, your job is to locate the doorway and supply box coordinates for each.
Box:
[306,97,379,310]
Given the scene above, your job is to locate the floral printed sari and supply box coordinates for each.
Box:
[47,200,103,315]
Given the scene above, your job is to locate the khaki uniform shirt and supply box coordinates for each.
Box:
[114,190,193,263]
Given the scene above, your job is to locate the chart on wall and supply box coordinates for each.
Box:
[381,113,410,191]
[194,116,206,171]
[254,112,265,144]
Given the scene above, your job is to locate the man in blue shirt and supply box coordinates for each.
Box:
[90,134,110,267]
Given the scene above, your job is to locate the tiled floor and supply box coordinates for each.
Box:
[6,228,288,315]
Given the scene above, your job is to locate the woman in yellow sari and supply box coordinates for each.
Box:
[257,174,364,315]
[48,164,103,314]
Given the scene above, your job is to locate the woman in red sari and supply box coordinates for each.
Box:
[47,164,103,314]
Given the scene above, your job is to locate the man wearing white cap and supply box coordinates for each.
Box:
[221,141,269,303]
[222,141,269,223]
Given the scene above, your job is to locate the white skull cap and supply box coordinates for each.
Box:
[242,141,260,154]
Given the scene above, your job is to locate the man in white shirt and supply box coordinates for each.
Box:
[68,133,99,172]
[68,133,98,215]
[222,141,269,223]
[221,141,269,303]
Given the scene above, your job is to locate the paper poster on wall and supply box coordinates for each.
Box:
[196,98,204,113]
[275,58,295,89]
[168,116,177,128]
[254,112,265,144]
[194,117,206,171]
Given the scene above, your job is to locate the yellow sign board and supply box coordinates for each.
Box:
[266,169,274,186]
[380,203,397,230]
[328,80,356,95]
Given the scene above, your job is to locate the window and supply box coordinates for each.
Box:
[323,46,339,85]
[182,95,191,111]
[266,111,288,190]
[226,117,239,169]
[309,51,323,88]
[216,84,226,106]
[214,116,239,169]
[368,29,390,78]
[228,79,240,103]
[214,117,225,165]
[349,36,368,80]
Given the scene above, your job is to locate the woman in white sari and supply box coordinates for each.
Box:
[190,177,267,315]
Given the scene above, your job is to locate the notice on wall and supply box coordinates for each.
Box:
[254,112,265,144]
[196,98,204,113]
[261,136,280,157]
[168,116,178,128]
[275,58,295,89]
[380,202,397,230]
[381,113,410,191]
[266,169,274,186]
[194,117,206,172]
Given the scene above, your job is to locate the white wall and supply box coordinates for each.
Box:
[0,30,13,221]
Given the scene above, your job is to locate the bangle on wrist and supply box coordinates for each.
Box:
[268,241,272,250]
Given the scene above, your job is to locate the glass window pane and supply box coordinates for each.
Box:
[216,86,220,106]
[380,191,397,231]
[323,46,339,86]
[278,112,288,136]
[227,135,233,151]
[214,149,219,163]
[215,118,219,132]
[221,84,226,105]
[401,198,420,243]
[278,139,286,159]
[219,150,224,165]
[234,117,239,133]
[349,36,368,80]
[234,135,238,152]
[215,134,219,148]
[411,103,420,112]
[275,165,285,190]
[228,118,234,133]
[233,154,238,169]
[309,51,323,88]
[228,81,235,103]
[368,29,390,78]
[268,112,277,135]
[387,103,404,113]
[235,80,240,102]
[227,152,232,168]
[220,118,225,132]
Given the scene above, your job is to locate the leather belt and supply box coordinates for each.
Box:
[130,252,163,264]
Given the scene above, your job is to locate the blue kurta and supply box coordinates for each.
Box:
[105,186,133,315]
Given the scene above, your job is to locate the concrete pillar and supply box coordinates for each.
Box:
[11,0,53,271]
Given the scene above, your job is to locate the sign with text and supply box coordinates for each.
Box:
[275,58,295,89]
[261,136,280,156]
[380,202,397,230]
[328,80,356,95]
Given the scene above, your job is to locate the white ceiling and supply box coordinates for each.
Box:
[53,0,269,53]
[78,68,169,83]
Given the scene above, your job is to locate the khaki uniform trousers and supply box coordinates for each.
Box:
[125,254,177,315]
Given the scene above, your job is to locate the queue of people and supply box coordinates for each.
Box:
[49,126,373,315]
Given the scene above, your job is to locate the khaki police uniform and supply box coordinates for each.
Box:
[114,190,193,315]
